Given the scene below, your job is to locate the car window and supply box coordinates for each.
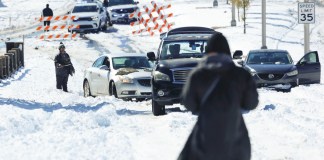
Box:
[92,57,105,68]
[112,56,151,69]
[300,52,318,64]
[247,52,293,64]
[160,40,207,60]
[72,5,98,13]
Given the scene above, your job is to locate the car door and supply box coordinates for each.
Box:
[296,51,321,84]
[91,57,106,94]
[97,56,111,95]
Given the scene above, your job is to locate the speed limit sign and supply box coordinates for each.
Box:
[298,2,315,24]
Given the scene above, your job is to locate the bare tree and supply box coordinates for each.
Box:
[231,0,251,34]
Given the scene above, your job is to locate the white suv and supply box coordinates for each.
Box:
[68,1,109,33]
[106,0,139,24]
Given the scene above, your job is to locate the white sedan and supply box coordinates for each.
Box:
[83,53,152,101]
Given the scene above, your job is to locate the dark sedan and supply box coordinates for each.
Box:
[233,49,321,90]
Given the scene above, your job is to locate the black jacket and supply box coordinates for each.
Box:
[43,7,53,17]
[178,54,259,160]
[54,52,74,77]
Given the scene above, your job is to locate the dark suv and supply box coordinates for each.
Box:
[147,27,218,116]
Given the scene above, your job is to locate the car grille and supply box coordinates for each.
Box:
[79,25,93,29]
[138,79,151,87]
[258,73,284,81]
[74,17,92,22]
[172,68,192,83]
[113,8,135,14]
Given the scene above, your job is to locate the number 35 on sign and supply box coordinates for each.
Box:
[298,2,315,24]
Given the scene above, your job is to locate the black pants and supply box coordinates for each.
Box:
[56,76,69,92]
[44,21,50,31]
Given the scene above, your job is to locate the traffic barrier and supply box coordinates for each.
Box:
[36,15,77,22]
[129,1,174,36]
[36,25,80,31]
[39,33,78,40]
[4,53,13,75]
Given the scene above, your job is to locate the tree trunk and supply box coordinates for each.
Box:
[238,7,240,22]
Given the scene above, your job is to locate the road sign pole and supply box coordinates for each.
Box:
[304,23,310,54]
[231,2,236,26]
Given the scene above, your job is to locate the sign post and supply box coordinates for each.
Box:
[298,1,315,54]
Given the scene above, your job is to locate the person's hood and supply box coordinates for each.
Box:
[198,54,234,72]
[108,4,137,10]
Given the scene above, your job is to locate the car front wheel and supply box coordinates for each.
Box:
[84,80,92,97]
[152,99,165,116]
[111,82,118,98]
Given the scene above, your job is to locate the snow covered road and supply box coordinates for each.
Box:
[1,0,324,159]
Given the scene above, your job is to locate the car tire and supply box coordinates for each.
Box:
[152,99,165,116]
[111,82,118,98]
[83,80,92,97]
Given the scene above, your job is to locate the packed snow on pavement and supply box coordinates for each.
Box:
[0,0,324,159]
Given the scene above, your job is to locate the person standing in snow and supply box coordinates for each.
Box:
[54,42,75,92]
[103,0,109,7]
[42,4,53,32]
[178,33,259,160]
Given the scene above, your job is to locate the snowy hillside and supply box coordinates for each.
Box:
[1,0,324,159]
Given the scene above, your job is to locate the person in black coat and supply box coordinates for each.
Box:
[178,33,259,160]
[54,42,75,92]
[42,4,53,31]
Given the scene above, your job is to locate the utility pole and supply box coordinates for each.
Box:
[261,0,267,49]
[231,1,236,26]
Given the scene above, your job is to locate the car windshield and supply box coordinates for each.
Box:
[159,40,207,60]
[112,56,151,69]
[108,0,134,6]
[247,52,293,64]
[72,5,98,13]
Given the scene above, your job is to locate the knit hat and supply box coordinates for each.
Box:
[59,42,65,50]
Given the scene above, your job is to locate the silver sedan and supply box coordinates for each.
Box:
[83,53,152,101]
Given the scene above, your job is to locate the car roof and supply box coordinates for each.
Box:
[249,49,288,53]
[101,53,147,58]
[75,3,99,6]
[162,26,218,41]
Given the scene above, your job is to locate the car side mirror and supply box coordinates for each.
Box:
[100,65,110,71]
[147,52,156,61]
[233,50,243,59]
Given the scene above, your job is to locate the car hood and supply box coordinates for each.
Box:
[108,4,137,10]
[246,64,296,73]
[115,68,151,79]
[158,58,200,69]
[71,12,98,18]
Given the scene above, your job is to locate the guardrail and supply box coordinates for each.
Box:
[0,42,24,80]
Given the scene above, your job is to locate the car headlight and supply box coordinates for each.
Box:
[287,70,298,76]
[119,76,133,83]
[91,16,98,20]
[154,71,170,81]
[73,17,79,20]
[112,14,118,17]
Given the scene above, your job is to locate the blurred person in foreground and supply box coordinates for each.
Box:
[178,33,259,160]
[54,42,75,92]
